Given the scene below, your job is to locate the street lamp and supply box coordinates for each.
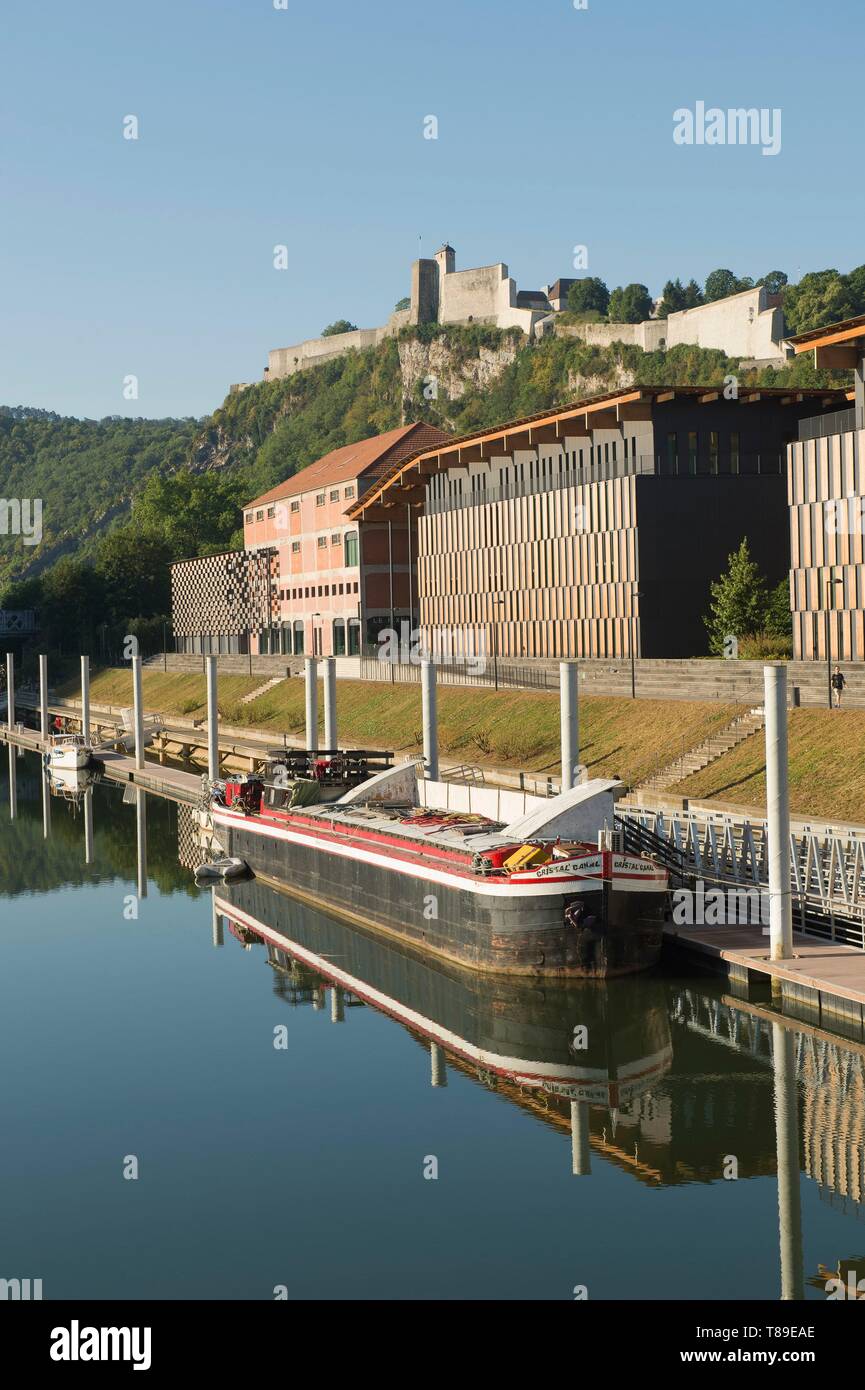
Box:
[824,573,844,708]
[492,596,504,690]
[630,586,643,700]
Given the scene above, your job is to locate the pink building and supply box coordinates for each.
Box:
[242,422,447,657]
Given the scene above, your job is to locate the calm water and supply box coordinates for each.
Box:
[1,746,863,1301]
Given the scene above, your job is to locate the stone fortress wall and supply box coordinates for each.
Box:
[252,248,790,389]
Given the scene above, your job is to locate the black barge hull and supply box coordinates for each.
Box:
[216,813,665,978]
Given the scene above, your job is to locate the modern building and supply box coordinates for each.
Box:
[786,315,865,660]
[349,386,848,661]
[171,422,447,658]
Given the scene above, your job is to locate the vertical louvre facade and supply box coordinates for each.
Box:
[788,426,865,661]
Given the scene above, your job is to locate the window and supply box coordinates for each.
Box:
[730,432,740,474]
[333,618,346,655]
[347,618,361,656]
[330,490,340,502]
[315,493,325,506]
[293,621,304,656]
[344,531,359,566]
[267,506,276,518]
[688,432,698,475]
[291,541,301,554]
[331,533,342,545]
[255,510,264,522]
[317,536,328,548]
[290,500,300,513]
[709,431,719,474]
[244,510,253,523]
[664,433,678,475]
[344,485,355,499]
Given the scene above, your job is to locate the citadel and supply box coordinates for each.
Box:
[248,243,789,387]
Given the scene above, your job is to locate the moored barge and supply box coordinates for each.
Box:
[201,751,668,978]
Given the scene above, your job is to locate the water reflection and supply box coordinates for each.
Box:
[4,746,865,1299]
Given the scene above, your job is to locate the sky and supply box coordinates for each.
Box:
[2,0,863,421]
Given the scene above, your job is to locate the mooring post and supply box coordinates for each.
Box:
[211,888,224,948]
[132,655,145,771]
[323,656,337,752]
[206,655,219,782]
[84,787,94,865]
[570,1101,592,1176]
[430,1042,447,1088]
[136,787,148,900]
[8,744,16,819]
[764,664,792,961]
[305,657,319,752]
[81,655,91,744]
[42,766,51,839]
[5,651,14,731]
[421,658,439,781]
[560,661,579,792]
[772,1021,804,1299]
[39,653,49,742]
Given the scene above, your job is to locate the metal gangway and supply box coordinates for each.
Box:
[618,805,865,949]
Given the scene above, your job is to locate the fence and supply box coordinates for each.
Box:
[359,647,559,691]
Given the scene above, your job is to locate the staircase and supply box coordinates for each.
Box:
[238,677,285,706]
[637,707,766,793]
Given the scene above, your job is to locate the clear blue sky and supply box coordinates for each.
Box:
[2,0,862,420]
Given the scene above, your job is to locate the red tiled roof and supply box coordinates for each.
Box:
[245,423,447,510]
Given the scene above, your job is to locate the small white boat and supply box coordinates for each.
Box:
[44,733,92,771]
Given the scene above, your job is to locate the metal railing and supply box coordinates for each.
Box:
[426,452,782,516]
[359,648,560,691]
[798,407,864,442]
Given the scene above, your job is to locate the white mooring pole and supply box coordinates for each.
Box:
[5,652,14,730]
[764,664,793,961]
[305,657,318,752]
[81,655,91,744]
[206,655,219,782]
[421,658,438,781]
[132,655,145,771]
[772,1021,804,1299]
[430,1043,447,1088]
[560,661,579,792]
[323,657,337,752]
[39,653,49,741]
[570,1101,592,1176]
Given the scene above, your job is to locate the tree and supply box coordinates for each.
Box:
[321,320,358,337]
[765,577,793,637]
[704,539,771,655]
[608,283,653,323]
[566,277,610,317]
[683,278,705,309]
[657,279,686,318]
[782,270,857,334]
[393,297,410,312]
[704,268,749,302]
[758,270,788,297]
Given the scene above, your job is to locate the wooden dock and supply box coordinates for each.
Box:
[666,921,865,1031]
[0,724,203,804]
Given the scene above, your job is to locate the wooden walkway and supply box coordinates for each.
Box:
[0,725,203,804]
[665,921,865,1026]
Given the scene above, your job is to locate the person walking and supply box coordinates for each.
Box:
[831,665,847,708]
